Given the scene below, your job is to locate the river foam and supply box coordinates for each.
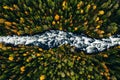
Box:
[0,30,120,53]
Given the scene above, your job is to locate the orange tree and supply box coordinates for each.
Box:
[0,0,120,80]
[0,0,120,38]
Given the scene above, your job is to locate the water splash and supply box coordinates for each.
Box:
[0,30,120,53]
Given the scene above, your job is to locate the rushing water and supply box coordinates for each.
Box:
[0,30,120,53]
